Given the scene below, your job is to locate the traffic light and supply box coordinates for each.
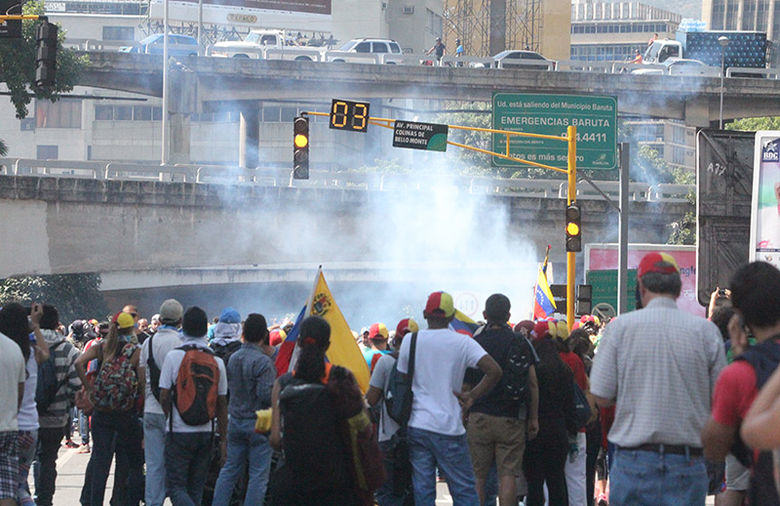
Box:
[576,284,592,316]
[565,202,582,252]
[293,115,309,180]
[0,0,22,38]
[35,21,58,88]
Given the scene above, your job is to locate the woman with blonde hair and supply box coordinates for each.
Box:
[75,311,143,506]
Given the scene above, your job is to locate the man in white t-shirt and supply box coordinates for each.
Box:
[159,306,228,506]
[0,329,26,506]
[138,299,184,506]
[397,291,502,506]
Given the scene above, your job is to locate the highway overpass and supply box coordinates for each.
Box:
[77,53,780,166]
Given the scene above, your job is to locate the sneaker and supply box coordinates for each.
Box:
[65,440,79,449]
[78,444,90,454]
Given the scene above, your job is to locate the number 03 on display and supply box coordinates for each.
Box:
[329,99,370,132]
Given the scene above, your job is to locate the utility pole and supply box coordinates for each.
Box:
[161,0,169,165]
[618,143,630,314]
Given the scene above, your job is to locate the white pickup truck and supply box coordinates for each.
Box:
[208,29,326,61]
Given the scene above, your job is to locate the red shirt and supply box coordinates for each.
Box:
[711,360,758,427]
[560,351,588,391]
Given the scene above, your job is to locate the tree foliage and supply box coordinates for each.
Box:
[0,1,88,119]
[726,116,780,132]
[0,273,109,324]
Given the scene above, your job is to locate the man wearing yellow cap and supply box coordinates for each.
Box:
[590,252,726,505]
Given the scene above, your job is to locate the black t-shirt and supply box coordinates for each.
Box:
[465,325,538,418]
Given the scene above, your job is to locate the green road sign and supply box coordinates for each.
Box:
[492,93,617,170]
[393,120,448,152]
[586,269,638,314]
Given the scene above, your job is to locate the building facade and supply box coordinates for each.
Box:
[570,0,681,61]
[702,0,778,65]
[623,119,696,171]
[443,0,571,61]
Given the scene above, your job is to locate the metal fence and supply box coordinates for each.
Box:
[0,158,693,203]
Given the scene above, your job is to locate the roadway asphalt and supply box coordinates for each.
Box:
[32,433,456,505]
[33,434,716,505]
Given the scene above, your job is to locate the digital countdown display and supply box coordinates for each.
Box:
[329,99,370,132]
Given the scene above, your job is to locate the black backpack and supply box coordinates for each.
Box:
[146,334,162,402]
[276,374,352,493]
[386,332,417,425]
[210,340,242,368]
[502,334,531,403]
[474,325,530,403]
[36,341,66,415]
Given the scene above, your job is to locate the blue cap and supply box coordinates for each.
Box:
[219,307,241,324]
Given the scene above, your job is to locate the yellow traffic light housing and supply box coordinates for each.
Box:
[293,116,309,179]
[566,203,582,252]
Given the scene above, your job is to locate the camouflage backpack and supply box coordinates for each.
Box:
[92,342,139,412]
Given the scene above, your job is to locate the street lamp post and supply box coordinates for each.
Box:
[718,35,729,129]
[161,0,169,164]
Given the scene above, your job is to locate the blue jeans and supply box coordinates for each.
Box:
[85,411,143,506]
[143,412,168,506]
[78,409,90,446]
[17,430,37,506]
[610,447,707,506]
[165,431,213,506]
[407,426,479,506]
[376,438,409,506]
[212,417,272,506]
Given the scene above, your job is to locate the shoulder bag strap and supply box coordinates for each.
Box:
[407,332,418,382]
[147,333,156,366]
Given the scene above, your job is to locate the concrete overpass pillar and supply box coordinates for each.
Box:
[684,96,711,128]
[238,102,260,169]
[168,113,191,164]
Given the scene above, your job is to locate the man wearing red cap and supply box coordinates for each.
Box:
[396,291,502,505]
[363,323,391,373]
[590,252,726,505]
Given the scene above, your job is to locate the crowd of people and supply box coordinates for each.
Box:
[0,253,778,506]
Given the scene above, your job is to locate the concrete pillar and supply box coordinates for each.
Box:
[168,113,191,164]
[238,102,260,169]
[489,0,506,55]
[684,96,711,128]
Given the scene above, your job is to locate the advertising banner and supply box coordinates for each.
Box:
[750,132,780,270]
[585,243,702,317]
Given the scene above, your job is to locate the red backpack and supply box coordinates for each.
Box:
[172,344,220,427]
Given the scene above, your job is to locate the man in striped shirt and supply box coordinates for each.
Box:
[34,305,82,506]
[590,252,726,506]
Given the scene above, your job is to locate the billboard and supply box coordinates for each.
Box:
[750,131,780,270]
[177,0,331,14]
[585,243,702,317]
[696,130,754,305]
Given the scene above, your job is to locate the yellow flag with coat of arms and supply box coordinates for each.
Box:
[306,268,370,392]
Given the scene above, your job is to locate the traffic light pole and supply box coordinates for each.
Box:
[566,125,577,332]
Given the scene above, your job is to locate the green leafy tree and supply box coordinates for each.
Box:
[727,117,780,132]
[0,273,108,324]
[0,1,88,119]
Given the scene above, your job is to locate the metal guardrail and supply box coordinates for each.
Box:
[71,42,780,78]
[725,67,780,79]
[0,158,694,203]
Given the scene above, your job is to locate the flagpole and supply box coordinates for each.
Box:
[305,265,322,317]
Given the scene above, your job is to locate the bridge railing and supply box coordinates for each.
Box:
[0,158,694,203]
[725,67,780,79]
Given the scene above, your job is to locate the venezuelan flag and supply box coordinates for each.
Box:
[450,309,480,337]
[274,305,306,377]
[533,267,557,319]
